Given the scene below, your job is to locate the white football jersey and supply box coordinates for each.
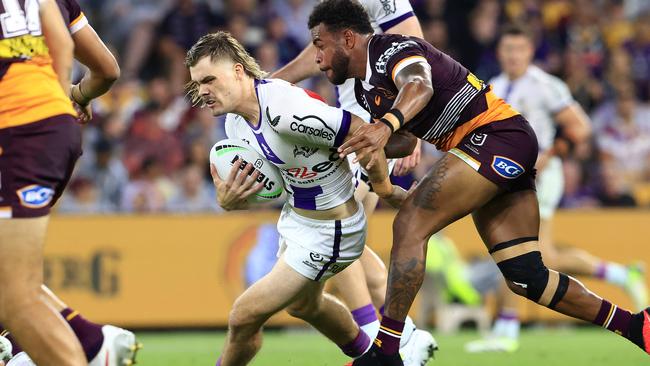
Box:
[225,79,355,211]
[337,0,417,122]
[489,65,575,152]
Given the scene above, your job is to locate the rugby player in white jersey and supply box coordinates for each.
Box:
[185,32,413,366]
[272,2,437,364]
[465,23,649,353]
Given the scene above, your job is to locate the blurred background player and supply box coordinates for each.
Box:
[465,23,649,353]
[272,2,437,364]
[0,0,85,365]
[185,31,410,366]
[305,1,650,363]
[0,1,140,365]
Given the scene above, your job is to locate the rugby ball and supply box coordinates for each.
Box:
[209,139,284,204]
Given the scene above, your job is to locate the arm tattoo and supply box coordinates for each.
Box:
[385,256,426,319]
[413,154,451,210]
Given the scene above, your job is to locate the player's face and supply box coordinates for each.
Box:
[497,35,534,77]
[311,24,351,85]
[189,57,242,116]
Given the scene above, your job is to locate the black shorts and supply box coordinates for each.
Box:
[450,115,538,192]
[0,115,81,218]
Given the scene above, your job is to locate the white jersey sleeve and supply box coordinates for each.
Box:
[540,74,574,114]
[265,81,352,148]
[360,0,416,33]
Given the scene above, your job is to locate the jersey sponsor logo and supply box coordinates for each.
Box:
[284,149,340,181]
[16,184,54,208]
[230,155,277,192]
[470,133,487,146]
[375,40,419,74]
[380,0,397,16]
[265,106,280,127]
[290,114,335,141]
[491,156,525,179]
[293,145,318,158]
[302,260,319,271]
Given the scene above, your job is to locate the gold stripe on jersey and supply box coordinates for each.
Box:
[0,62,76,129]
[70,11,85,28]
[0,34,49,60]
[391,55,427,82]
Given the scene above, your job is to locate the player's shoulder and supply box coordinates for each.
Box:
[259,78,328,106]
[361,0,414,27]
[525,65,567,88]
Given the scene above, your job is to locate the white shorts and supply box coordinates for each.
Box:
[277,203,367,282]
[536,157,564,220]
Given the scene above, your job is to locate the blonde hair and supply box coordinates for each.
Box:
[185,31,267,105]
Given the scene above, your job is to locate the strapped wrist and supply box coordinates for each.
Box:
[71,84,91,106]
[380,109,404,132]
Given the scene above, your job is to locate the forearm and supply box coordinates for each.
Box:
[71,73,117,105]
[270,44,321,83]
[384,130,417,158]
[390,77,432,125]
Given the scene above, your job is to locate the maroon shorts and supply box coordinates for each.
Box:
[450,115,538,192]
[0,115,81,218]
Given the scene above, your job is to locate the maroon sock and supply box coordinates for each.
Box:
[592,300,632,337]
[60,308,105,361]
[1,329,23,355]
[376,315,404,355]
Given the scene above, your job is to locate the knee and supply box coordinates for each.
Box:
[286,298,320,321]
[497,251,569,309]
[228,303,263,337]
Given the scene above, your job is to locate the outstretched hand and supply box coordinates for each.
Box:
[338,122,392,169]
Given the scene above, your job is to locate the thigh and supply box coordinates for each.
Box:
[393,153,500,243]
[0,116,81,218]
[326,258,372,310]
[471,189,540,250]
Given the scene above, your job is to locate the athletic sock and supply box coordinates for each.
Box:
[376,315,404,355]
[340,329,371,358]
[351,304,379,339]
[592,300,632,337]
[492,310,520,339]
[1,328,22,355]
[595,262,628,286]
[61,308,105,361]
[216,356,222,366]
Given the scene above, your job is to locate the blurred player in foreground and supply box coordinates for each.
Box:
[272,1,436,363]
[306,1,650,364]
[465,23,649,353]
[0,1,85,365]
[186,31,413,366]
[0,1,140,365]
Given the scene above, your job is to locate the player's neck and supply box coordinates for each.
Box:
[235,78,261,126]
[506,67,528,81]
[350,34,373,79]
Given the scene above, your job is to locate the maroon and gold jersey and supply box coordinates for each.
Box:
[354,34,519,151]
[0,0,76,129]
[56,0,88,34]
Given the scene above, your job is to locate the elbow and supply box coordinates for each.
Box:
[100,59,121,85]
[416,78,434,103]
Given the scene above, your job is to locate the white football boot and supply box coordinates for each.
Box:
[400,329,438,366]
[88,325,142,366]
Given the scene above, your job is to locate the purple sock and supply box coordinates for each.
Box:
[351,304,378,327]
[340,330,371,357]
[61,308,105,361]
[376,315,404,355]
[379,305,385,316]
[216,356,222,366]
[497,310,518,321]
[594,262,607,279]
[592,300,631,337]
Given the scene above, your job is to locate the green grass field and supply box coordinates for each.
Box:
[134,327,647,366]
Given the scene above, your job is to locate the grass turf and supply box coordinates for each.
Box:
[134,327,647,366]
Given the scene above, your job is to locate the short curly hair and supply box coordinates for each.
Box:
[308,0,373,34]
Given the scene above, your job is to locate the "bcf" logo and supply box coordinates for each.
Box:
[491,156,524,179]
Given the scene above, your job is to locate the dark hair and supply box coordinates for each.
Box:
[308,0,373,35]
[499,23,534,41]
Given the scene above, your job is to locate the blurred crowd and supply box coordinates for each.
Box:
[57,0,650,214]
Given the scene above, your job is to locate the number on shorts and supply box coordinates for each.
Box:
[1,0,41,38]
